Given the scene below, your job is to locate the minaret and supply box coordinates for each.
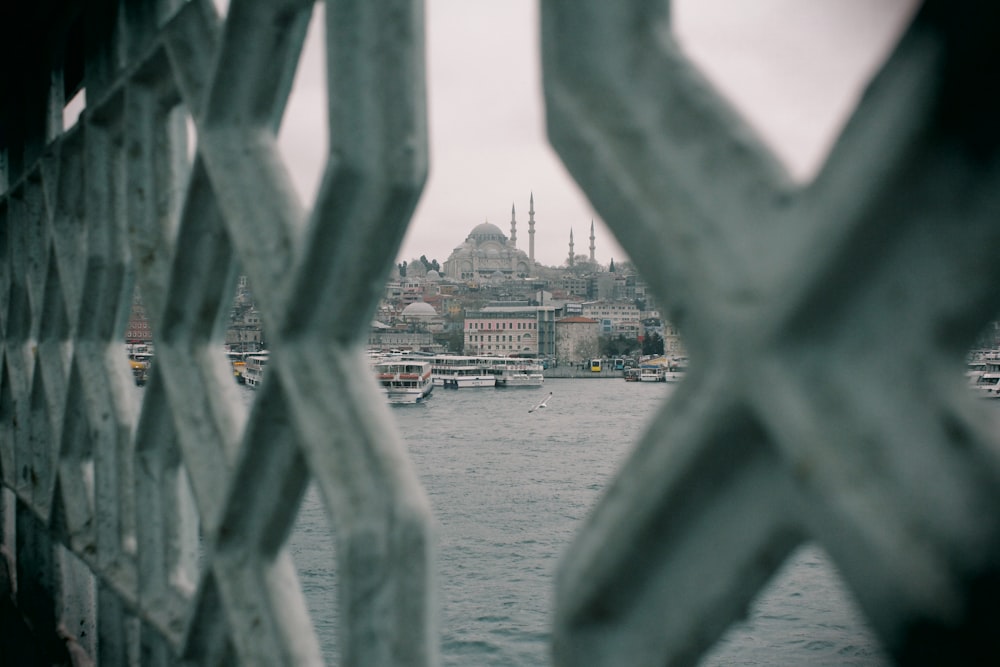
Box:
[528,192,536,263]
[510,203,517,248]
[589,219,596,262]
[568,228,575,267]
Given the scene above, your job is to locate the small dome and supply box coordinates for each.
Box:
[401,301,437,319]
[425,270,441,281]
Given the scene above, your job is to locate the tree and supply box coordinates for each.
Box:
[567,255,598,274]
[600,334,634,358]
[444,329,465,354]
[416,255,441,274]
[642,332,664,356]
[398,260,407,277]
[609,258,616,273]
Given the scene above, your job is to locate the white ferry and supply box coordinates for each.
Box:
[375,359,434,404]
[639,366,664,382]
[478,356,544,387]
[244,351,269,389]
[427,355,496,388]
[972,358,1000,398]
[663,356,688,383]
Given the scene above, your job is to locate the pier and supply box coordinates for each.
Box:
[543,366,622,379]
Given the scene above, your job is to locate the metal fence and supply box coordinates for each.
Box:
[3,0,1000,665]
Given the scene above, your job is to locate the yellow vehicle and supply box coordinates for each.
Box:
[590,359,602,372]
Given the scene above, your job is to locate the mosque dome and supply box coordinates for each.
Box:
[401,301,437,319]
[425,269,441,282]
[467,222,507,244]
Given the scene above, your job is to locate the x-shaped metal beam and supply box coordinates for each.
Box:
[542,2,1000,664]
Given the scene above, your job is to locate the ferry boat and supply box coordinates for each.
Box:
[971,355,1000,398]
[479,356,544,388]
[127,344,153,386]
[639,366,664,382]
[427,355,496,388]
[663,356,688,383]
[244,351,269,389]
[225,349,250,384]
[375,359,434,404]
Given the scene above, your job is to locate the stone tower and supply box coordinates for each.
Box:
[510,203,517,248]
[528,192,536,263]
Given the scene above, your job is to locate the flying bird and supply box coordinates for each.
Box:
[529,392,552,413]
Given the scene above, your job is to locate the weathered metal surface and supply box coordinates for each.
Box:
[541,1,1000,665]
[2,0,432,664]
[4,0,1000,665]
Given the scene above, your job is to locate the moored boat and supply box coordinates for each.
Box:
[375,359,434,404]
[638,366,664,382]
[970,353,1000,398]
[244,351,269,389]
[478,356,544,387]
[127,344,153,386]
[663,356,688,383]
[427,355,496,388]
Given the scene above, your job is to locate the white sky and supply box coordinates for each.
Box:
[273,0,919,268]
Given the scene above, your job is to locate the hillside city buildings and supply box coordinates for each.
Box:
[126,195,686,364]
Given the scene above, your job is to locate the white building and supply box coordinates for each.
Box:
[581,300,641,336]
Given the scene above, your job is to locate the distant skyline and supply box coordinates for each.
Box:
[270,1,919,268]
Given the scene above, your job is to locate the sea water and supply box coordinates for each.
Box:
[274,378,888,666]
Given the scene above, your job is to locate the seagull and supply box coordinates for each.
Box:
[529,392,552,413]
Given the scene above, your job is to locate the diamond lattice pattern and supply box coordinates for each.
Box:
[4,0,1000,665]
[2,0,432,664]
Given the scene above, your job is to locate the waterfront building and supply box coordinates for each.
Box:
[367,327,436,352]
[463,304,559,358]
[464,307,539,356]
[125,288,153,344]
[581,300,641,336]
[663,321,686,356]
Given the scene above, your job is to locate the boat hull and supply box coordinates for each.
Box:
[437,376,496,389]
[376,359,436,403]
[495,372,544,387]
[384,383,434,404]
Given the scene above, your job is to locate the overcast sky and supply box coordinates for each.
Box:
[274,0,919,269]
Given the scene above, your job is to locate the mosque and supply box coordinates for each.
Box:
[442,193,600,281]
[442,194,539,281]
